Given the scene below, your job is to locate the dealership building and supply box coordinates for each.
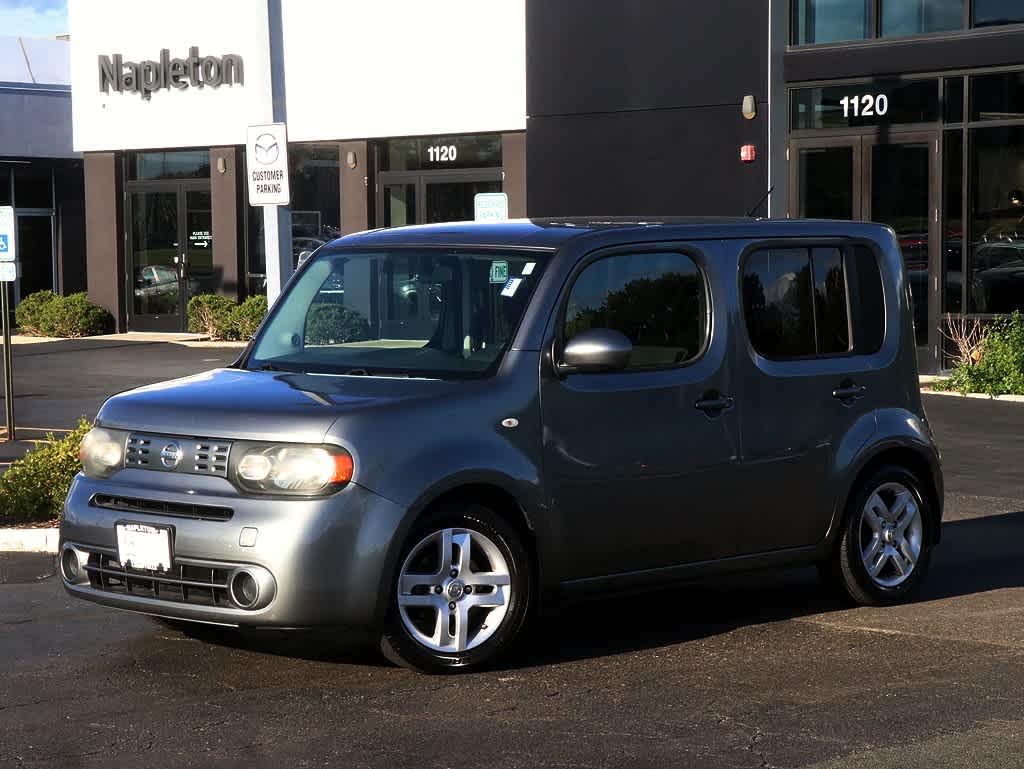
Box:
[68,0,1024,372]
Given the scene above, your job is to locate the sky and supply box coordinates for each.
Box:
[0,0,68,38]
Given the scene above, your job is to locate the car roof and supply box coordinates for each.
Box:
[330,217,895,251]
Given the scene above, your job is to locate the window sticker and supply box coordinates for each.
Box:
[501,277,522,297]
[489,260,509,284]
[522,262,536,276]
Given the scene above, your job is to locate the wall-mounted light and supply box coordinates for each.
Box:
[742,94,757,120]
[346,151,358,169]
[216,156,226,174]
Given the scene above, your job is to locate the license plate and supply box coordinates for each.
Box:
[115,523,172,572]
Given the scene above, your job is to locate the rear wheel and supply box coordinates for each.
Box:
[380,505,531,673]
[823,465,935,606]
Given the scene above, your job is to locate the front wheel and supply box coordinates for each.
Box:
[380,506,532,673]
[823,465,936,606]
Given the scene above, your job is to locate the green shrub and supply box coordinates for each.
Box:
[0,419,91,525]
[943,311,1024,395]
[305,304,370,345]
[230,295,268,340]
[14,290,59,335]
[187,294,236,339]
[36,293,114,338]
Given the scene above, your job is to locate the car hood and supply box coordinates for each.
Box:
[97,367,465,443]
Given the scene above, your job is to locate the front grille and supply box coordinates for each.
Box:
[194,442,230,475]
[91,494,233,522]
[125,434,152,468]
[124,433,232,478]
[84,551,233,607]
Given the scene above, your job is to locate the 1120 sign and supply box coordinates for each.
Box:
[840,93,889,119]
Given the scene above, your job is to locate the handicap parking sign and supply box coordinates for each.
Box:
[0,206,13,261]
[0,235,8,252]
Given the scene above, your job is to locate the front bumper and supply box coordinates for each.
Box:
[60,469,406,629]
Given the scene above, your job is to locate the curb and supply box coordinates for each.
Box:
[0,527,60,553]
[921,388,1024,403]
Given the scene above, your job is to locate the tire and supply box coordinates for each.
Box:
[822,464,935,606]
[380,505,532,673]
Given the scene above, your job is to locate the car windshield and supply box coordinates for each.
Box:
[246,247,546,378]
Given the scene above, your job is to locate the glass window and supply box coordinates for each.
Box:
[797,146,854,219]
[128,151,210,180]
[379,134,502,171]
[971,72,1024,121]
[974,0,1024,27]
[742,247,857,358]
[14,166,52,208]
[812,247,851,353]
[289,143,340,263]
[0,168,11,206]
[944,130,964,313]
[248,248,545,378]
[944,77,965,122]
[564,252,709,369]
[881,0,964,36]
[743,249,817,358]
[968,126,1024,313]
[791,80,940,130]
[851,245,886,353]
[793,0,871,44]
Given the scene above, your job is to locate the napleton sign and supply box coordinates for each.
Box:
[98,47,244,100]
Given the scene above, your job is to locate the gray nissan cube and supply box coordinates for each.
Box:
[60,218,943,672]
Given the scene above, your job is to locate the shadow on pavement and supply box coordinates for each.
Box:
[161,510,1024,670]
[0,552,58,584]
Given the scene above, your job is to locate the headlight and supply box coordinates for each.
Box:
[230,443,353,496]
[79,427,129,479]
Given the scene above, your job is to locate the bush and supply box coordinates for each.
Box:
[230,295,268,340]
[941,311,1024,395]
[37,292,114,338]
[0,419,91,525]
[187,294,236,339]
[14,290,58,335]
[305,304,370,345]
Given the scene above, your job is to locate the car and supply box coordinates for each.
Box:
[60,218,943,673]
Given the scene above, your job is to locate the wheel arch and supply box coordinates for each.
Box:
[836,445,944,547]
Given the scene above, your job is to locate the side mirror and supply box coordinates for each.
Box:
[561,328,632,373]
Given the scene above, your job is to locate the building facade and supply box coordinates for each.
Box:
[70,1,1024,372]
[69,0,526,333]
[0,35,83,305]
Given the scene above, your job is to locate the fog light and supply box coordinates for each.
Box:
[61,546,89,585]
[230,569,260,609]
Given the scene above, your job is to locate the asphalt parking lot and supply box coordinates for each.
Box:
[2,353,1024,767]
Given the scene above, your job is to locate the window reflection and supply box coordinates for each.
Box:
[969,126,1024,313]
[882,0,963,36]
[974,0,1024,26]
[794,0,871,44]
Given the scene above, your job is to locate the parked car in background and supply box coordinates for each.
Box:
[61,219,942,672]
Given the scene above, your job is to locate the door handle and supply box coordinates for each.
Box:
[695,395,735,413]
[832,384,867,400]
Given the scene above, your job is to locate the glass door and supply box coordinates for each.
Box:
[128,183,212,332]
[864,134,937,360]
[375,170,503,227]
[790,133,938,370]
[15,214,55,304]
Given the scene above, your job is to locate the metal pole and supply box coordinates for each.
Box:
[2,281,14,442]
[263,0,291,306]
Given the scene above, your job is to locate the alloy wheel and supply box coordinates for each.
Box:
[858,481,924,589]
[396,527,512,653]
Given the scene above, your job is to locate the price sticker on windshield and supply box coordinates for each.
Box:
[501,277,522,297]
[489,260,509,284]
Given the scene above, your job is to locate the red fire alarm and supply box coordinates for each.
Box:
[740,144,757,163]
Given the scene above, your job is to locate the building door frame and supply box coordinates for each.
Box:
[375,167,504,228]
[12,209,56,305]
[126,179,211,332]
[789,130,940,372]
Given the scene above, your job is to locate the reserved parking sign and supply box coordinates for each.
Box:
[0,206,15,263]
